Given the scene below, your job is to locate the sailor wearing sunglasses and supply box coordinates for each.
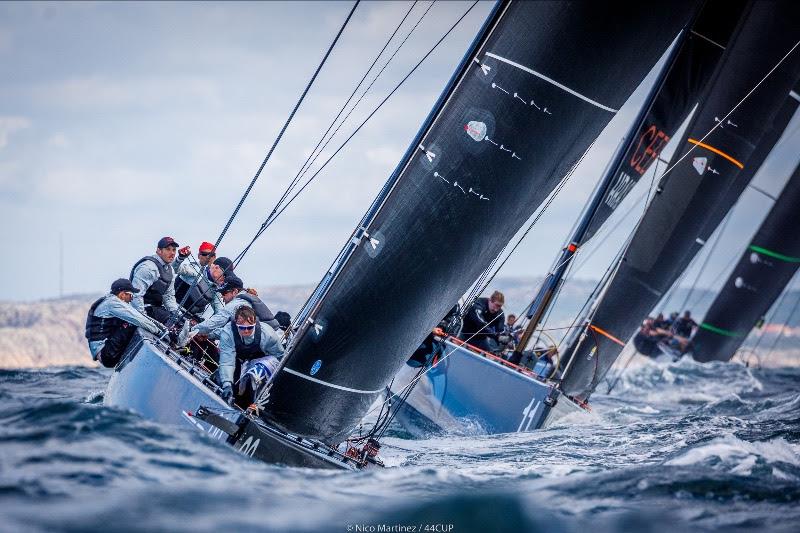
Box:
[217,305,285,407]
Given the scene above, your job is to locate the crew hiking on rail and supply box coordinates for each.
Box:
[85,235,291,407]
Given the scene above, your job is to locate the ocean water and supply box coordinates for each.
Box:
[0,359,798,532]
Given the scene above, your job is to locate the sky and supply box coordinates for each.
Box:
[1,1,798,303]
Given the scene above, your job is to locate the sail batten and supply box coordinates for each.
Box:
[264,0,698,443]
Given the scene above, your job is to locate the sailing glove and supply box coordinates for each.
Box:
[221,382,234,406]
[178,246,191,258]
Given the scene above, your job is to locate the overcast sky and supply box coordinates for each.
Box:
[1,1,798,303]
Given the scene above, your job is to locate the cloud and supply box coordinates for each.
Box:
[0,116,31,148]
[28,75,221,112]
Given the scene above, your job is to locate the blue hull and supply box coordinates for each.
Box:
[390,340,584,437]
[105,333,367,470]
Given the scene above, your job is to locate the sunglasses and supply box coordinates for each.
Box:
[199,251,216,257]
[237,324,256,331]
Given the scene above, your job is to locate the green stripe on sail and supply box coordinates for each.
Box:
[749,245,800,263]
[699,322,743,338]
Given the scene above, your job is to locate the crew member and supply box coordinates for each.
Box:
[130,237,180,324]
[460,291,506,353]
[85,279,164,368]
[174,241,224,317]
[672,310,698,338]
[218,306,284,407]
[504,314,523,344]
[181,274,281,343]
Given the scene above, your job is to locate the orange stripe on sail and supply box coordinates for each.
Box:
[589,324,626,346]
[688,138,744,169]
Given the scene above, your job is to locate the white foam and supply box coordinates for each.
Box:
[666,435,800,475]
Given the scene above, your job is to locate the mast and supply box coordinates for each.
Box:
[264,0,698,444]
[509,25,691,365]
[559,0,800,401]
[693,155,800,362]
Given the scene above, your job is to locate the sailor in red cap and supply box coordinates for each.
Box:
[129,237,181,324]
[174,241,224,318]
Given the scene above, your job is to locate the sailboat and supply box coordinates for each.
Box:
[691,158,800,363]
[388,0,745,435]
[393,0,800,435]
[561,0,800,402]
[105,0,704,466]
[630,82,800,362]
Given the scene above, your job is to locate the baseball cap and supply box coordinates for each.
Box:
[157,236,179,249]
[111,278,139,294]
[213,256,234,272]
[199,241,216,254]
[216,274,244,293]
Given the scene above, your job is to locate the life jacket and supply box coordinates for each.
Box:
[129,256,173,307]
[632,330,657,356]
[175,272,214,316]
[231,320,266,361]
[235,292,280,330]
[84,296,126,342]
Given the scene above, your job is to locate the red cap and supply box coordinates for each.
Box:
[199,241,216,253]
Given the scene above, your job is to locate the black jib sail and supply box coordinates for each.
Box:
[693,158,800,362]
[582,0,746,242]
[560,1,800,401]
[263,0,696,443]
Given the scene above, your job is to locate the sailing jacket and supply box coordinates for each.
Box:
[460,297,505,343]
[85,294,163,360]
[218,320,284,385]
[174,259,224,317]
[191,292,280,337]
[130,255,179,313]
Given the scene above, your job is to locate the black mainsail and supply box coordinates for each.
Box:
[263,1,696,442]
[582,0,745,242]
[692,158,800,363]
[560,1,800,401]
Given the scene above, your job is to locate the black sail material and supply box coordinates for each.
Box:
[560,1,800,401]
[582,0,745,242]
[693,160,800,362]
[264,0,696,443]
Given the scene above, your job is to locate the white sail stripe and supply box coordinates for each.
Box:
[791,90,800,102]
[281,367,384,394]
[485,52,618,113]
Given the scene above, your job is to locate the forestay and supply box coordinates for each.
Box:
[265,0,696,443]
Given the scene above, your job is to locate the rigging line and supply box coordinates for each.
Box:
[232,0,481,267]
[558,156,665,379]
[285,1,435,205]
[642,39,800,197]
[605,346,636,395]
[211,0,360,252]
[361,310,506,420]
[750,275,796,356]
[273,1,420,218]
[562,161,663,349]
[571,189,648,275]
[679,208,734,312]
[762,284,800,361]
[466,138,599,309]
[688,249,739,310]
